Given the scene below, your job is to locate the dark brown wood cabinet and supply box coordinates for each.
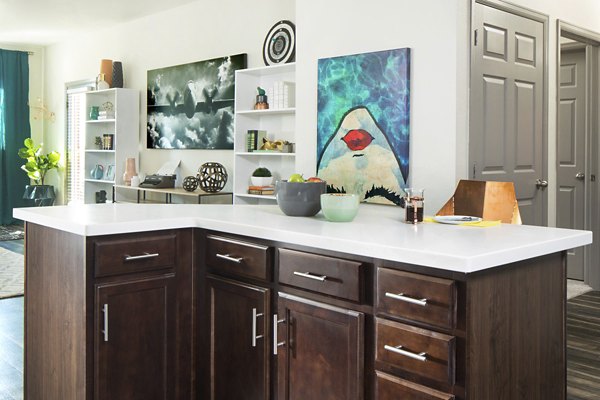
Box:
[95,276,175,400]
[206,276,270,400]
[276,293,364,400]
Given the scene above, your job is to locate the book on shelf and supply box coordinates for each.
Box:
[247,185,274,195]
[246,130,268,151]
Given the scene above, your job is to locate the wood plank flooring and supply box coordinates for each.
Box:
[567,291,600,400]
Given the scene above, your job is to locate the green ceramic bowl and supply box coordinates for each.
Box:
[320,193,360,222]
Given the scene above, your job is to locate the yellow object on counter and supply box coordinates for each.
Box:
[424,217,501,227]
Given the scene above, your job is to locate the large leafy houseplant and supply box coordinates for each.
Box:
[18,138,60,206]
[18,138,60,185]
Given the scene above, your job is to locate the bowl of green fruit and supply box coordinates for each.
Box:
[275,174,327,217]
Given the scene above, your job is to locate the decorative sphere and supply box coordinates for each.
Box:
[182,176,199,192]
[197,162,228,193]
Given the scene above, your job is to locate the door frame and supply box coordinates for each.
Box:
[469,0,549,226]
[557,20,600,289]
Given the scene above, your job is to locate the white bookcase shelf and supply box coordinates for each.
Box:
[233,63,296,204]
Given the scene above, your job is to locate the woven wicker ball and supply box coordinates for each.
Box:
[197,162,228,193]
[182,176,199,192]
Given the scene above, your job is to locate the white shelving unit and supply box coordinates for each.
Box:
[233,63,296,204]
[84,88,139,204]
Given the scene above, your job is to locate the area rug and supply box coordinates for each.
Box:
[0,246,24,299]
[0,224,24,241]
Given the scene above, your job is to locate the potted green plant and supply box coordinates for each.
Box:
[251,167,273,186]
[18,138,60,206]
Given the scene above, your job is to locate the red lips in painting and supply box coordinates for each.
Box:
[341,129,374,151]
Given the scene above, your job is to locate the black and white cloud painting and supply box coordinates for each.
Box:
[147,54,246,149]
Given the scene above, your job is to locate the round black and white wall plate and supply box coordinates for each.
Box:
[263,20,296,66]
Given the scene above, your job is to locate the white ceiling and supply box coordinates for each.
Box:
[0,0,199,46]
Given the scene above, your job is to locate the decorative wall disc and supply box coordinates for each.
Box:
[263,20,296,66]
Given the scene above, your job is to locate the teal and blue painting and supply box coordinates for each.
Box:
[317,48,410,205]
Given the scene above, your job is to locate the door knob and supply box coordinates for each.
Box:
[575,172,585,181]
[535,179,548,188]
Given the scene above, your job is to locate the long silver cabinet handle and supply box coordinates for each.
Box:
[384,344,427,362]
[293,271,327,282]
[216,253,243,264]
[252,308,263,347]
[385,292,428,306]
[102,303,109,342]
[124,252,159,261]
[273,314,286,355]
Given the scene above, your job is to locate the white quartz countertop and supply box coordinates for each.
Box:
[14,203,592,273]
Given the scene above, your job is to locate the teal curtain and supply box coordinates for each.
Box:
[0,49,30,224]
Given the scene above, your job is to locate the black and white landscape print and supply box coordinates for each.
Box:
[147,54,246,149]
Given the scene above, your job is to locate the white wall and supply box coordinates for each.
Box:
[296,0,468,212]
[44,0,294,204]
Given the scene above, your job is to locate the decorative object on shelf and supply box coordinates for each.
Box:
[89,106,99,120]
[123,158,137,186]
[96,73,110,90]
[90,164,104,180]
[317,48,411,206]
[99,59,113,87]
[112,61,123,88]
[267,81,295,109]
[130,175,140,187]
[98,101,115,120]
[102,134,114,150]
[254,87,269,110]
[197,162,227,193]
[263,20,296,66]
[95,190,107,203]
[146,53,247,149]
[18,138,60,207]
[183,176,199,192]
[259,138,291,152]
[105,164,116,181]
[94,136,103,149]
[251,167,273,186]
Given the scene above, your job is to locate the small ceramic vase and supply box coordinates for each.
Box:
[91,164,104,180]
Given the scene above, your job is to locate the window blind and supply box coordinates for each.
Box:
[66,87,88,204]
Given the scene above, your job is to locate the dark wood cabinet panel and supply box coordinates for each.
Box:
[207,275,270,400]
[375,371,455,400]
[94,231,176,277]
[375,318,455,385]
[376,268,456,330]
[206,234,272,281]
[94,276,175,400]
[277,293,364,400]
[278,248,365,302]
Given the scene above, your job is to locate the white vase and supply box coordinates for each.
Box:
[251,176,273,186]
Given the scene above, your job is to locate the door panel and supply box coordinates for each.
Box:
[558,47,586,280]
[471,2,546,226]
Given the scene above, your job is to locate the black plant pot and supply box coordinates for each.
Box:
[23,185,56,207]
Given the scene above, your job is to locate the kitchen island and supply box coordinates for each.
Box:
[14,203,592,399]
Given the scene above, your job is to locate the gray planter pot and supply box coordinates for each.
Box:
[23,185,56,207]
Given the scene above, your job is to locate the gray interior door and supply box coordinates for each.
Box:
[558,46,586,280]
[470,2,546,226]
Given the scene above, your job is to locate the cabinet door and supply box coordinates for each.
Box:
[207,276,270,400]
[95,276,175,400]
[277,293,364,400]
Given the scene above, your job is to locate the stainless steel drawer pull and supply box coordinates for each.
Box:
[273,313,286,355]
[384,344,427,362]
[124,252,159,261]
[293,271,327,282]
[252,308,264,347]
[385,292,428,306]
[102,303,109,342]
[216,253,243,263]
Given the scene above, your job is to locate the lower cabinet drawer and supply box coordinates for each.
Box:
[94,232,177,277]
[278,248,364,302]
[375,318,456,385]
[376,371,455,400]
[205,235,271,281]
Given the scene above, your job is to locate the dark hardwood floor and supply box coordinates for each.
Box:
[567,290,600,400]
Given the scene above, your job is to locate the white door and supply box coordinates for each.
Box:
[470,1,547,226]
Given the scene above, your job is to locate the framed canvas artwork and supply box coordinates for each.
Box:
[147,54,247,149]
[317,48,411,205]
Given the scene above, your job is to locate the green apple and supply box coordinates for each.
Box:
[288,173,305,183]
